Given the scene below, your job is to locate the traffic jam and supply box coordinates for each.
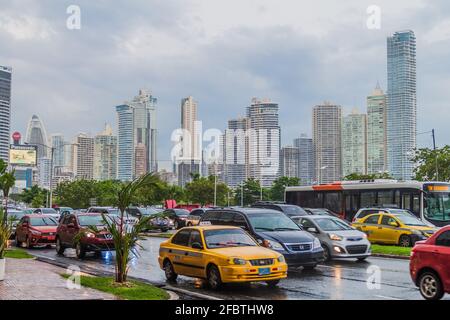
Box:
[7,180,450,300]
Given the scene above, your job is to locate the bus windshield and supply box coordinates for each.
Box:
[425,192,450,222]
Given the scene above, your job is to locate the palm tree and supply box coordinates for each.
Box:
[85,173,160,283]
[0,160,15,222]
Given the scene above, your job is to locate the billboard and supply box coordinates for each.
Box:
[9,145,37,167]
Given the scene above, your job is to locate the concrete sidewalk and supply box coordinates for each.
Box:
[0,258,116,300]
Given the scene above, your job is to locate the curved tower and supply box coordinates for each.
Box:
[25,114,49,158]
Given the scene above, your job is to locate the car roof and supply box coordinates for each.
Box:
[302,215,339,220]
[24,214,56,218]
[207,207,282,215]
[183,225,243,231]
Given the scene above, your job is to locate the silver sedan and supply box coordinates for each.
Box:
[291,215,371,262]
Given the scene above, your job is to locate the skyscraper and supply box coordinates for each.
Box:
[25,115,49,158]
[51,134,65,168]
[342,110,367,177]
[367,84,387,174]
[93,124,117,181]
[294,134,314,186]
[116,89,158,181]
[224,117,249,187]
[0,66,11,163]
[74,133,94,180]
[387,30,417,180]
[280,146,299,178]
[178,96,201,187]
[247,98,280,187]
[313,103,342,184]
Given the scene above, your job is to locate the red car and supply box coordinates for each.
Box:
[56,213,115,259]
[410,225,450,300]
[15,214,58,248]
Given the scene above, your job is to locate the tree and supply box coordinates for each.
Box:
[184,176,228,206]
[54,179,98,208]
[0,159,16,221]
[234,178,265,206]
[343,172,393,181]
[413,146,450,181]
[270,176,300,201]
[109,172,160,283]
[19,185,47,207]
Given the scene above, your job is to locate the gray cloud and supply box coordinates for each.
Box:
[1,0,450,170]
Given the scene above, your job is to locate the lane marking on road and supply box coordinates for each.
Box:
[374,295,402,300]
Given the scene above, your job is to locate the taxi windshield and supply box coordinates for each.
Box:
[395,214,427,227]
[204,229,257,249]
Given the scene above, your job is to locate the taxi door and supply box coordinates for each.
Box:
[379,215,401,244]
[168,229,192,275]
[182,229,206,278]
[360,214,381,242]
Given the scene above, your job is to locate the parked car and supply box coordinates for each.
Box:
[352,207,416,223]
[33,207,60,219]
[55,207,73,214]
[159,225,288,289]
[186,208,211,226]
[352,212,437,247]
[162,209,190,229]
[15,214,58,248]
[200,208,324,269]
[251,201,309,217]
[304,208,341,219]
[126,206,170,231]
[292,215,371,261]
[87,206,138,225]
[56,213,115,259]
[8,210,26,239]
[410,226,450,300]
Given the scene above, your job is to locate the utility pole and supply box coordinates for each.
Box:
[432,129,439,181]
[240,184,244,207]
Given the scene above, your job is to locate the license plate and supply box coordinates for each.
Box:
[258,267,270,275]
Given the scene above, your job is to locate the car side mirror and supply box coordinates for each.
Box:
[191,242,203,250]
[389,222,399,227]
[307,227,318,233]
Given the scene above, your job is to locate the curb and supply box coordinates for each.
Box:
[371,253,410,260]
[33,255,221,300]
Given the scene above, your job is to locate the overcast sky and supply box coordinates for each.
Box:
[1,0,450,170]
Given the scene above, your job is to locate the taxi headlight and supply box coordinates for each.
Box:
[313,237,321,249]
[277,255,285,263]
[230,258,247,265]
[329,233,343,241]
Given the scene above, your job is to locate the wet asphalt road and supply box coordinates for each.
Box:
[24,236,449,300]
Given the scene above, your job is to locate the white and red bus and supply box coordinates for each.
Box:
[285,180,450,227]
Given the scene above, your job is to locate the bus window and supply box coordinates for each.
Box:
[324,192,342,214]
[361,191,376,208]
[378,190,394,207]
[412,193,421,217]
[402,193,412,211]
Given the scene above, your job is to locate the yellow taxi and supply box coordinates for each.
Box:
[158,225,288,289]
[352,213,437,247]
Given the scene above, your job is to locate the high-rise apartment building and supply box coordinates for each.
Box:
[313,103,342,184]
[51,134,65,168]
[293,135,314,185]
[178,96,201,187]
[342,110,367,177]
[74,133,94,180]
[280,146,299,178]
[0,66,11,163]
[224,117,249,187]
[116,89,158,181]
[367,84,387,174]
[93,124,117,181]
[246,98,280,187]
[387,30,417,180]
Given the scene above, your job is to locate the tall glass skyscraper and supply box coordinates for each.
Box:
[116,89,158,181]
[0,66,12,163]
[367,84,387,174]
[387,30,417,180]
[25,114,49,159]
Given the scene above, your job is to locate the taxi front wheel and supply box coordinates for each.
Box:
[164,260,178,281]
[207,265,222,290]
